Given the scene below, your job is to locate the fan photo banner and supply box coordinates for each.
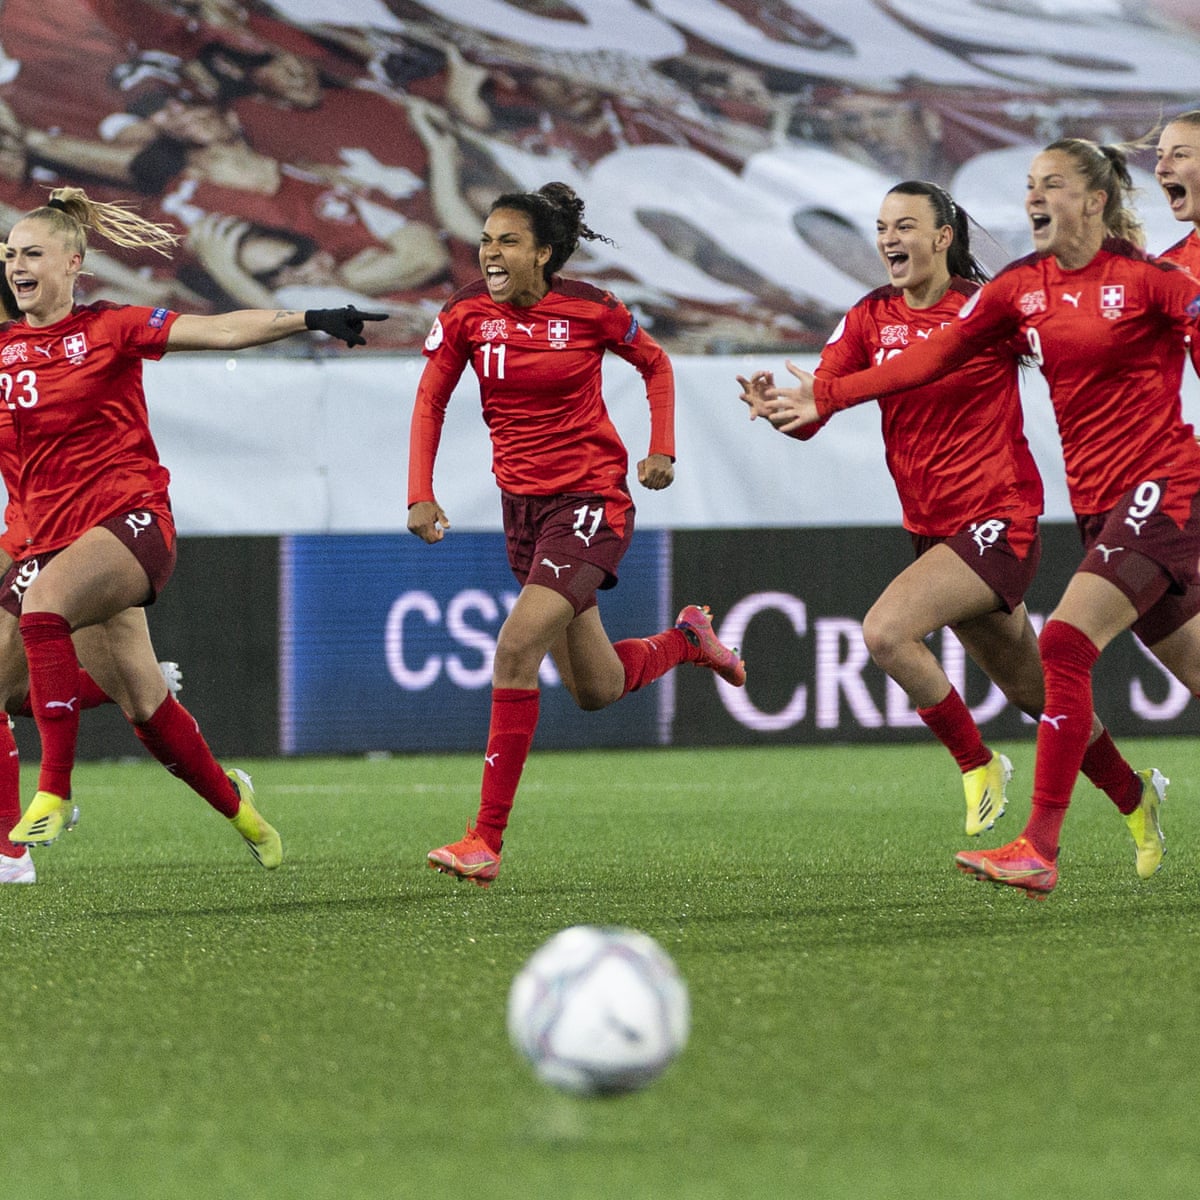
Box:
[0,0,1197,353]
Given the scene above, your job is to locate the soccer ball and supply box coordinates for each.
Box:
[507,924,690,1097]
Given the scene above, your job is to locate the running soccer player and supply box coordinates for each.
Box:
[1,186,385,867]
[409,181,745,887]
[739,179,1159,853]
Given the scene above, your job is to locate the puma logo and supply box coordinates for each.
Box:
[1040,713,1068,729]
[515,322,536,337]
[539,557,570,578]
[1062,291,1081,307]
[1095,544,1124,562]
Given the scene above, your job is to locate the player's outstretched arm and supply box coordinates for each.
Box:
[166,305,388,352]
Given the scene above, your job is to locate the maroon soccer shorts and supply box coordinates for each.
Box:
[1075,479,1200,645]
[501,489,635,615]
[912,518,1042,615]
[0,508,177,617]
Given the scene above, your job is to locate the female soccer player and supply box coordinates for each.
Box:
[1156,109,1200,278]
[1155,110,1200,379]
[409,181,744,886]
[1,186,385,867]
[758,140,1200,896]
[738,180,1158,855]
[0,269,180,884]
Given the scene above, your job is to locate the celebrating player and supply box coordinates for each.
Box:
[1155,110,1200,379]
[1,186,385,866]
[738,180,1158,853]
[409,181,744,887]
[1156,109,1200,277]
[758,139,1200,896]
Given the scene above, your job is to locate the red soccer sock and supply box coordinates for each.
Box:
[76,671,112,710]
[15,669,112,720]
[917,687,991,773]
[133,695,240,817]
[1024,619,1099,858]
[1079,729,1141,814]
[474,688,540,853]
[0,715,21,856]
[613,628,693,696]
[19,611,81,798]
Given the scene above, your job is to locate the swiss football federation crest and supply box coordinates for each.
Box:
[63,333,88,362]
[480,318,508,341]
[548,319,570,348]
[1,343,28,366]
[1018,290,1047,316]
[879,324,909,347]
[1100,284,1125,320]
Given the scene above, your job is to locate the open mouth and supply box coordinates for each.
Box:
[884,251,909,274]
[11,277,35,300]
[1030,214,1051,232]
[485,265,509,292]
[1162,182,1188,210]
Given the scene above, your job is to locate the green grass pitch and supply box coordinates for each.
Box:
[2,740,1198,1200]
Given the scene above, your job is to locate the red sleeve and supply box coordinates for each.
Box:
[813,283,1017,418]
[407,315,470,506]
[608,318,675,461]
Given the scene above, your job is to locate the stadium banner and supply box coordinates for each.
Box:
[672,525,1199,744]
[279,530,670,754]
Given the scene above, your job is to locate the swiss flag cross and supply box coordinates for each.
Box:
[1100,285,1124,309]
[548,319,570,342]
[63,333,87,358]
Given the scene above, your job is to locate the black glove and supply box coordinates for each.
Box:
[304,305,388,348]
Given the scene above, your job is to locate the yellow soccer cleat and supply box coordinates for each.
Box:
[1124,768,1167,880]
[9,790,79,847]
[226,769,283,869]
[962,752,1011,837]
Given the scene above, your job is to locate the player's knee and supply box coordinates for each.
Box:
[861,608,907,666]
[572,677,622,712]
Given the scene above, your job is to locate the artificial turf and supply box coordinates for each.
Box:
[2,741,1197,1199]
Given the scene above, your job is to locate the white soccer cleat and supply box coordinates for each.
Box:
[159,661,183,696]
[0,848,35,883]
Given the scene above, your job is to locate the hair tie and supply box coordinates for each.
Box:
[46,197,67,211]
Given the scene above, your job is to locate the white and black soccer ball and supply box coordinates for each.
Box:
[507,924,690,1097]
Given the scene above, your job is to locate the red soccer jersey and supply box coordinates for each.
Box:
[1161,229,1200,276]
[817,239,1200,519]
[813,279,1042,542]
[1159,229,1200,376]
[0,302,178,555]
[408,277,675,504]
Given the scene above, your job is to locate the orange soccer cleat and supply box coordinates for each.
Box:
[428,825,501,887]
[955,834,1058,897]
